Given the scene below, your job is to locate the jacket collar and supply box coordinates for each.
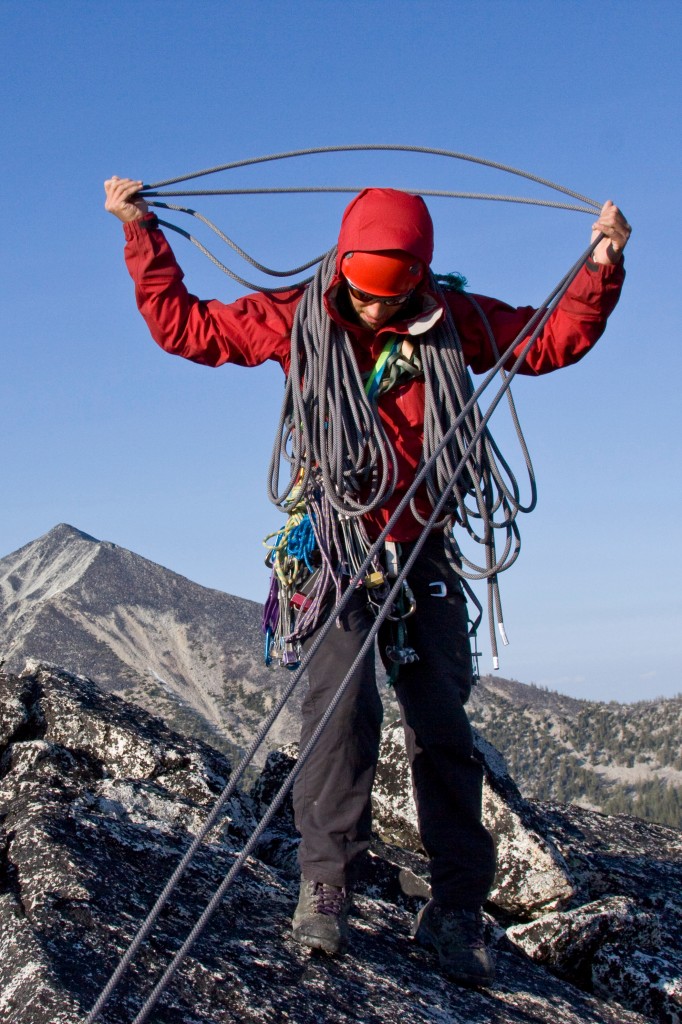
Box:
[324,279,444,349]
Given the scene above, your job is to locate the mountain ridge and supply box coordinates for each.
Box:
[0,524,299,763]
[477,672,681,711]
[468,674,682,826]
[1,524,680,825]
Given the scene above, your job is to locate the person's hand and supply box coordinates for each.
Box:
[591,200,631,265]
[104,176,149,223]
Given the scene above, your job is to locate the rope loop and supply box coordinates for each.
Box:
[141,144,601,292]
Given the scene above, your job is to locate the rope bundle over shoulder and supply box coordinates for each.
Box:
[266,250,538,663]
[267,249,398,515]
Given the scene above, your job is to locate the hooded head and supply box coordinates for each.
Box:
[336,188,434,287]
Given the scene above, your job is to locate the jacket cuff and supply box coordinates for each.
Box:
[123,212,159,240]
[586,255,624,274]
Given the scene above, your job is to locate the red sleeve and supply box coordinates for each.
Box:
[122,215,299,372]
[448,259,626,376]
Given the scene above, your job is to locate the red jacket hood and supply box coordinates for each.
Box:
[325,188,439,336]
[336,188,434,271]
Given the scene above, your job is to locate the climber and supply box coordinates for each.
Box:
[105,173,630,988]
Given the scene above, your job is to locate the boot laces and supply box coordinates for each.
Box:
[313,882,346,916]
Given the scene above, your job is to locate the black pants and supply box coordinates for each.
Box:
[292,532,496,909]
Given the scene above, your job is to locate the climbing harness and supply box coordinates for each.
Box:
[87,146,606,1024]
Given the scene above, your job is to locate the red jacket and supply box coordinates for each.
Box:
[123,204,625,541]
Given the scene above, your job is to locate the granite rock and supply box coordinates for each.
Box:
[373,722,576,917]
[0,665,678,1024]
[533,801,682,1023]
[506,896,661,981]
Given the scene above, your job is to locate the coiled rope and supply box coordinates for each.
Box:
[88,147,604,1022]
[266,247,538,660]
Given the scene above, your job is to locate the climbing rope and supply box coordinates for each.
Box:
[88,147,606,1022]
[141,143,600,205]
[139,145,601,292]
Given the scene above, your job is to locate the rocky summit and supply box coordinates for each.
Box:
[1,664,680,1024]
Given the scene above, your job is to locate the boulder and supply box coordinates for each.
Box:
[593,945,682,1024]
[373,723,576,917]
[532,801,682,1023]
[506,896,660,983]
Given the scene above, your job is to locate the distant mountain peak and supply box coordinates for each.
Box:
[48,523,100,544]
[0,524,103,615]
[0,524,299,763]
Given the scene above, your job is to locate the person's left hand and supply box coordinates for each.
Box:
[591,200,631,265]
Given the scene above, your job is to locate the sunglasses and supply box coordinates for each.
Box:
[345,280,414,307]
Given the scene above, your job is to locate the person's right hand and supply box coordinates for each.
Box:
[590,200,631,265]
[104,176,149,223]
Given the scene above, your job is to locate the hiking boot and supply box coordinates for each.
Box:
[292,879,351,954]
[412,900,495,987]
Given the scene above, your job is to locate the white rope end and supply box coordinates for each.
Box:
[493,657,499,670]
[498,622,509,646]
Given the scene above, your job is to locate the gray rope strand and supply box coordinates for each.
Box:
[141,144,602,208]
[145,187,596,215]
[155,218,317,294]
[152,200,327,277]
[87,311,492,1022]
[86,347,482,1023]
[267,250,399,516]
[464,292,537,514]
[417,297,530,560]
[128,509,444,1024]
[150,187,596,292]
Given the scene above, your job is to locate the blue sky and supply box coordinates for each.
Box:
[2,1,681,702]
